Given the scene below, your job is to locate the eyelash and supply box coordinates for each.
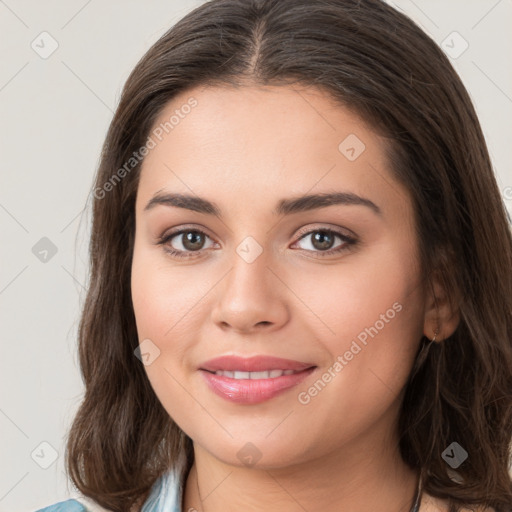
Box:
[156,225,358,260]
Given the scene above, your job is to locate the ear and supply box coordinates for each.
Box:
[423,267,460,342]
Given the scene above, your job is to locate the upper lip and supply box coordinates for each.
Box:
[199,355,316,373]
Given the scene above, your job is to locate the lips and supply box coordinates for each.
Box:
[199,355,317,404]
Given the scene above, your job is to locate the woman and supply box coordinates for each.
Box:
[37,0,512,511]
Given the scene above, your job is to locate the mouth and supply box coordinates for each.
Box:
[198,355,317,404]
[204,369,306,379]
[199,354,315,373]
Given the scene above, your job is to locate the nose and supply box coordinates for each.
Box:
[210,245,289,335]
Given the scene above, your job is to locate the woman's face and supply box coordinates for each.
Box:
[131,84,428,468]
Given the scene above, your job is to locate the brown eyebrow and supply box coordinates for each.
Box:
[144,191,382,217]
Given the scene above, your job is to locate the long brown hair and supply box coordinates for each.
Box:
[66,0,512,510]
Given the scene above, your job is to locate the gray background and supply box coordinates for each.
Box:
[1,1,511,510]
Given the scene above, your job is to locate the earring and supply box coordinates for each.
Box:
[431,329,439,343]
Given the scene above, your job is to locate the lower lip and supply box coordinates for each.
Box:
[200,367,316,404]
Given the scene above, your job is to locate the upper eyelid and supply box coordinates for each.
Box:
[161,225,216,243]
[294,223,356,240]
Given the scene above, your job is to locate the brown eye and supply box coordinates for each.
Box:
[310,231,336,251]
[293,228,357,257]
[179,230,207,251]
[158,228,216,259]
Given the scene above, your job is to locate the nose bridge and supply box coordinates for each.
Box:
[211,233,288,332]
[225,234,271,302]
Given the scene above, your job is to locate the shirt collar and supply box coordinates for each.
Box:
[141,455,188,512]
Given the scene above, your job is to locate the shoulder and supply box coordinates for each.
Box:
[35,497,112,512]
[35,500,87,512]
[34,459,186,512]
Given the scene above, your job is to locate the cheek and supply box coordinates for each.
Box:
[131,241,203,341]
[289,242,424,395]
[294,245,421,340]
[283,250,424,449]
[130,245,203,421]
[130,241,219,388]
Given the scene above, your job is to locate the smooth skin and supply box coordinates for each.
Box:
[131,84,460,512]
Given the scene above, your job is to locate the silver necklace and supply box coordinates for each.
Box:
[410,472,423,512]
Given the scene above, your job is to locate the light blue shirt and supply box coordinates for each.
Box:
[35,462,184,512]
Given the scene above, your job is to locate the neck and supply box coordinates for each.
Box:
[183,428,419,512]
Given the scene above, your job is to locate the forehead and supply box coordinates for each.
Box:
[136,84,411,219]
